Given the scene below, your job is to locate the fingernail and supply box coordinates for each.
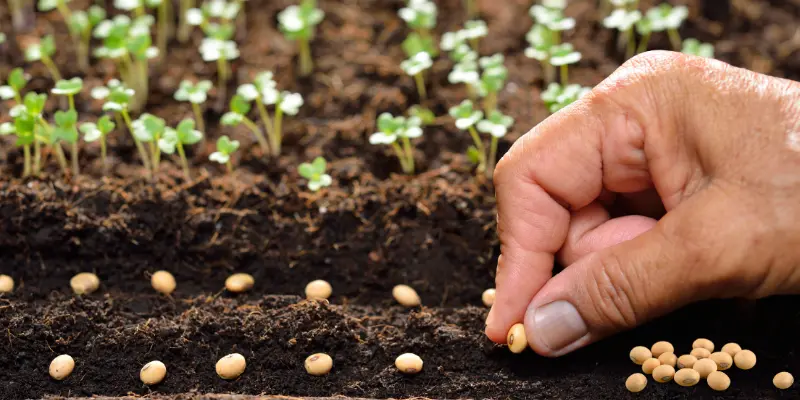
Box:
[532,301,588,351]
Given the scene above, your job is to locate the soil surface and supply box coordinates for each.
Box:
[1,0,800,399]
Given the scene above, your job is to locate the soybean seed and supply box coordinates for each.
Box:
[507,323,527,353]
[49,354,75,380]
[70,272,100,295]
[225,273,254,293]
[140,360,167,385]
[709,352,733,371]
[692,338,715,352]
[658,352,677,367]
[151,271,176,295]
[675,368,700,387]
[693,358,717,379]
[629,346,652,365]
[395,353,423,374]
[625,373,647,393]
[707,371,730,391]
[216,353,246,379]
[652,364,675,383]
[734,349,756,370]
[305,353,333,376]
[690,348,710,359]
[642,358,661,374]
[305,280,332,300]
[482,288,496,307]
[721,342,742,357]
[0,274,14,293]
[773,372,794,389]
[392,284,421,307]
[677,354,697,369]
[651,341,674,358]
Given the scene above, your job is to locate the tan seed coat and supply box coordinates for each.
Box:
[773,372,794,389]
[642,358,660,374]
[392,284,421,307]
[690,347,711,359]
[629,346,652,365]
[710,352,733,371]
[692,338,715,352]
[675,368,700,387]
[305,353,333,376]
[734,349,756,370]
[0,274,14,293]
[49,354,75,380]
[216,353,246,379]
[677,354,697,369]
[652,365,675,383]
[658,352,677,367]
[707,371,730,391]
[225,273,254,293]
[482,288,496,307]
[305,280,332,300]
[693,358,717,378]
[140,360,167,385]
[721,342,742,357]
[625,373,647,393]
[395,353,423,374]
[507,323,527,353]
[70,272,100,294]
[651,341,674,358]
[151,271,176,294]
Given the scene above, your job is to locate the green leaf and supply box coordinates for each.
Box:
[97,115,116,133]
[466,146,481,165]
[216,135,240,154]
[54,109,78,128]
[402,33,438,58]
[23,92,48,115]
[408,106,436,126]
[88,5,107,25]
[52,77,84,96]
[41,35,56,57]
[311,156,327,174]
[8,68,28,91]
[230,94,251,115]
[298,162,315,179]
[176,119,203,144]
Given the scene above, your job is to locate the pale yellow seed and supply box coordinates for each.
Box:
[395,353,423,374]
[304,353,333,376]
[305,280,332,300]
[707,371,730,391]
[642,358,661,374]
[693,358,717,379]
[773,372,794,390]
[658,352,677,367]
[70,272,100,295]
[507,323,527,354]
[690,347,711,359]
[392,284,421,307]
[629,346,652,365]
[650,341,674,358]
[675,368,700,387]
[652,364,675,383]
[721,342,742,357]
[481,288,496,307]
[49,354,75,380]
[216,353,246,379]
[692,338,715,352]
[709,352,733,371]
[151,271,176,295]
[625,373,647,393]
[0,274,14,293]
[677,354,697,369]
[140,360,167,385]
[225,273,254,293]
[734,349,756,370]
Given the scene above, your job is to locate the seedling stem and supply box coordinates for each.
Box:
[414,73,427,100]
[299,38,313,77]
[560,64,569,85]
[192,102,205,133]
[121,109,153,178]
[23,145,32,177]
[176,142,190,180]
[468,126,486,171]
[668,28,681,51]
[272,106,283,156]
[178,0,194,42]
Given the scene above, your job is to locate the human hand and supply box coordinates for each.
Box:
[485,51,800,356]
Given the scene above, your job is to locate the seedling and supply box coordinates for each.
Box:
[158,118,204,180]
[278,0,324,76]
[298,156,332,192]
[369,113,423,174]
[80,116,115,173]
[541,82,591,113]
[222,94,270,154]
[408,105,436,126]
[132,113,167,172]
[25,35,62,82]
[272,91,304,155]
[400,51,433,100]
[645,3,688,50]
[399,0,437,43]
[0,112,36,177]
[178,0,196,42]
[462,19,488,50]
[51,77,84,176]
[681,38,714,58]
[0,68,29,104]
[9,92,71,177]
[174,79,212,133]
[478,54,508,113]
[549,43,581,85]
[233,71,280,154]
[209,135,240,173]
[187,0,241,87]
[530,1,575,34]
[449,99,485,172]
[603,9,642,59]
[68,5,107,69]
[477,110,513,177]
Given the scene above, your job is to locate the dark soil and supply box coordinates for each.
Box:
[1,0,800,399]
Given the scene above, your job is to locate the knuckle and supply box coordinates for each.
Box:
[583,251,642,331]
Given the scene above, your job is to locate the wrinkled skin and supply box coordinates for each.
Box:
[486,51,800,356]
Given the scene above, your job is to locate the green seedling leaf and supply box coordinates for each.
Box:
[408,106,436,126]
[278,92,304,115]
[603,9,642,31]
[8,68,27,92]
[477,110,514,138]
[646,3,688,31]
[682,38,715,58]
[448,99,483,130]
[549,43,581,66]
[402,33,437,58]
[448,59,480,85]
[462,20,488,40]
[175,119,203,144]
[400,51,433,77]
[81,116,115,142]
[530,4,575,31]
[298,156,332,192]
[88,5,107,25]
[132,113,166,142]
[52,78,84,96]
[466,146,482,165]
[209,135,240,164]
[278,3,324,41]
[229,94,252,115]
[399,0,437,31]
[53,110,78,143]
[199,38,239,61]
[175,80,213,104]
[23,92,48,116]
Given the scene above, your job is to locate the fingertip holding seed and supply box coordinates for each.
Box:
[304,353,333,376]
[0,274,14,293]
[481,288,496,307]
[305,280,332,300]
[692,338,715,352]
[658,352,677,367]
[506,323,527,354]
[652,364,675,383]
[651,341,674,358]
[625,373,647,393]
[675,368,700,387]
[721,342,742,357]
[707,371,730,391]
[690,347,711,359]
[693,358,718,379]
[395,353,423,374]
[151,270,176,295]
[710,352,733,371]
[734,349,756,370]
[642,358,661,374]
[629,346,652,365]
[677,354,697,369]
[773,372,794,389]
[392,284,421,307]
[216,353,246,379]
[225,273,254,293]
[49,354,75,380]
[70,272,100,295]
[140,360,167,385]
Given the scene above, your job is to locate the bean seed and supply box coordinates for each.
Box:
[305,280,332,300]
[392,284,421,307]
[395,353,423,374]
[690,348,710,359]
[482,288,496,307]
[675,368,700,387]
[140,360,167,385]
[70,272,100,295]
[151,271,176,295]
[49,354,75,380]
[773,372,794,389]
[709,352,733,371]
[305,353,333,376]
[507,323,527,353]
[658,352,677,367]
[216,353,246,379]
[693,358,717,379]
[692,338,715,352]
[0,274,14,293]
[734,349,756,370]
[652,365,675,383]
[225,273,254,293]
[629,346,652,365]
[651,341,674,358]
[677,354,697,369]
[625,373,647,393]
[707,371,730,391]
[721,342,742,357]
[642,358,661,374]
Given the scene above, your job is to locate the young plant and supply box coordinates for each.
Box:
[209,135,240,173]
[541,82,591,113]
[0,68,29,105]
[174,79,212,133]
[645,3,688,51]
[68,5,107,69]
[478,54,508,113]
[18,92,71,176]
[0,112,36,177]
[278,0,325,76]
[549,43,582,85]
[115,0,173,56]
[449,99,485,172]
[158,119,203,180]
[369,113,423,175]
[25,35,62,82]
[461,20,488,51]
[272,91,304,155]
[51,77,84,176]
[222,94,270,154]
[399,0,437,43]
[199,38,240,89]
[132,113,168,173]
[178,0,196,42]
[298,156,332,192]
[681,38,714,59]
[603,9,642,59]
[476,110,514,178]
[80,116,115,173]
[400,51,434,100]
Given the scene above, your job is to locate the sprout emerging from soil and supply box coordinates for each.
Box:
[3,92,72,177]
[541,82,591,113]
[51,77,84,177]
[476,110,513,176]
[401,51,434,100]
[646,3,688,50]
[115,0,172,57]
[278,0,324,76]
[449,99,486,173]
[186,1,241,88]
[132,113,168,173]
[0,68,29,105]
[478,54,508,113]
[682,38,715,58]
[298,156,332,192]
[158,119,204,180]
[604,9,642,59]
[399,0,437,43]
[222,94,270,155]
[0,109,36,177]
[549,43,581,85]
[174,79,212,133]
[209,135,240,173]
[369,113,423,175]
[25,35,62,82]
[80,116,115,173]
